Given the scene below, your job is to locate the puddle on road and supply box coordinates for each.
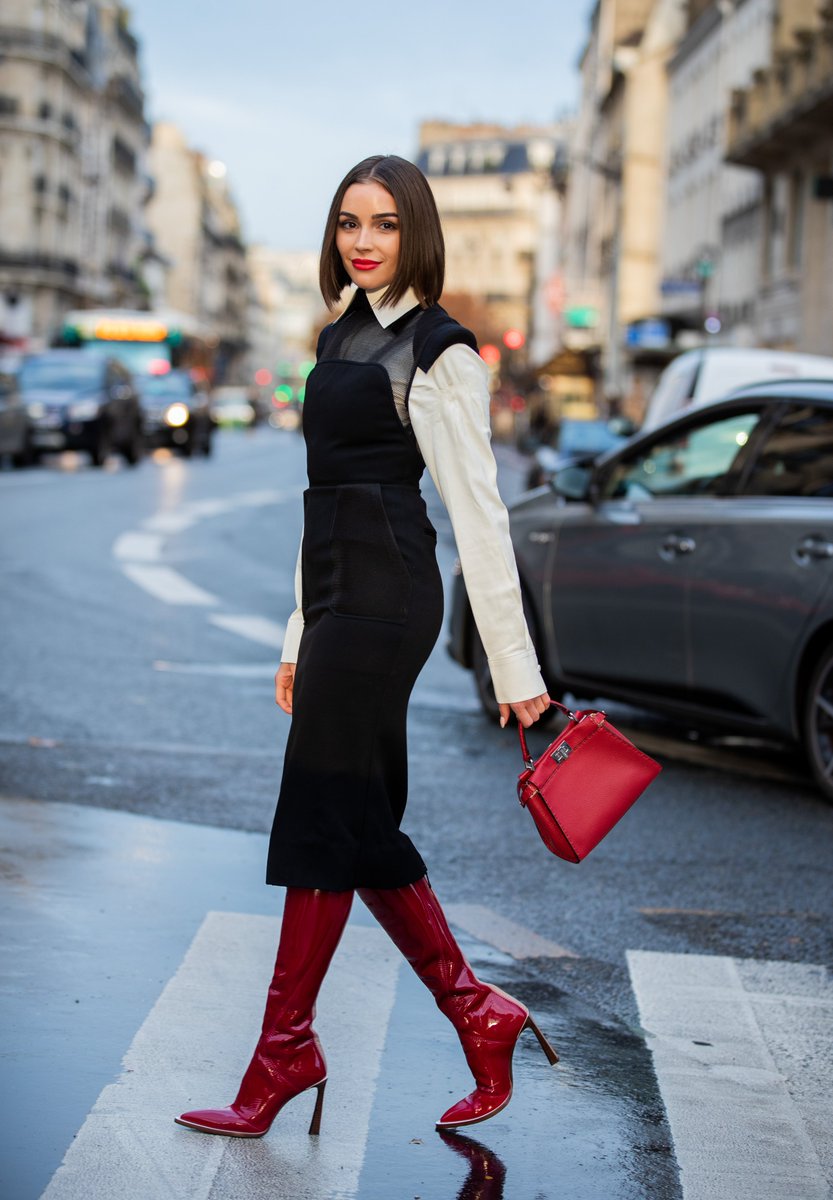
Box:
[356,946,681,1200]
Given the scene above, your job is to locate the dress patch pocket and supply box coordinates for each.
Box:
[330,484,411,622]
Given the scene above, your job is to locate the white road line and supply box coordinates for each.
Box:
[446,903,578,959]
[208,613,286,649]
[153,661,276,678]
[42,913,402,1200]
[142,513,197,535]
[627,950,832,1200]
[121,564,218,607]
[113,532,163,562]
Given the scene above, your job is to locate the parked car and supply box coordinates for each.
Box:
[449,380,833,801]
[0,371,34,466]
[137,369,213,456]
[642,346,833,431]
[525,417,634,489]
[19,351,144,467]
[210,386,257,428]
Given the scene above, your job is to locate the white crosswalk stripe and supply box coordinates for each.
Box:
[627,950,832,1199]
[41,914,402,1200]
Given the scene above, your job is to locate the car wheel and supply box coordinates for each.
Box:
[123,424,145,466]
[90,427,111,467]
[470,592,561,725]
[803,640,833,804]
[202,428,214,456]
[12,429,36,468]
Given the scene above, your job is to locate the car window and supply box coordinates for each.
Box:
[20,356,103,389]
[600,410,762,501]
[138,373,191,400]
[741,404,833,498]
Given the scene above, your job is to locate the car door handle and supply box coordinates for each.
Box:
[794,535,833,564]
[659,533,696,561]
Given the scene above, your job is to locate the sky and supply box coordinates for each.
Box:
[129,0,591,252]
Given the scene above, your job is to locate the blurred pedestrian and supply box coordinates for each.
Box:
[176,155,555,1141]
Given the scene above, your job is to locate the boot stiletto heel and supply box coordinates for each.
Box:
[359,878,559,1130]
[524,1015,559,1064]
[307,1080,326,1136]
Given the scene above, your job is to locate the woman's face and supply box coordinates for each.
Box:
[336,181,400,294]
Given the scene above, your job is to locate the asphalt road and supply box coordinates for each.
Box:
[2,429,832,1200]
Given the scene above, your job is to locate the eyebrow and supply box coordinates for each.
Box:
[339,210,399,219]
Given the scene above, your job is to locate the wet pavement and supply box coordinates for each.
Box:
[2,431,832,1199]
[1,795,680,1200]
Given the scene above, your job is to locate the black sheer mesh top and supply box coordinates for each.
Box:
[316,289,478,428]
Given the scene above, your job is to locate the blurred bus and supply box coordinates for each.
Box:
[59,308,215,383]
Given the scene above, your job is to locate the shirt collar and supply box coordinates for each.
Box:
[367,285,421,328]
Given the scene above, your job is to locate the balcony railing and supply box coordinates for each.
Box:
[0,250,79,279]
[726,10,833,168]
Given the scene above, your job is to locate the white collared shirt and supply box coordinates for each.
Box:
[280,286,546,705]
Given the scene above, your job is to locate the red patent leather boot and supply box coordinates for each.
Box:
[358,878,557,1129]
[175,887,353,1138]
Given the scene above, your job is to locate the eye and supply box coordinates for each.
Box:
[378,221,399,232]
[338,218,357,230]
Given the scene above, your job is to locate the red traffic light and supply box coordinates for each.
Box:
[503,329,525,350]
[480,343,501,366]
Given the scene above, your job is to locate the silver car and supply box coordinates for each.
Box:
[449,380,833,801]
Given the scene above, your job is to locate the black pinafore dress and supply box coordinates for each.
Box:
[266,290,477,891]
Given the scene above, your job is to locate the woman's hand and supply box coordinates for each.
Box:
[499,692,551,729]
[275,662,296,715]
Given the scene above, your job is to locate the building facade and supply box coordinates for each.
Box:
[726,0,833,353]
[0,0,150,349]
[145,123,249,381]
[560,0,685,415]
[661,0,775,347]
[415,121,569,365]
[246,246,322,397]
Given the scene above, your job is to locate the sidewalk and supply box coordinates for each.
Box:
[1,795,680,1200]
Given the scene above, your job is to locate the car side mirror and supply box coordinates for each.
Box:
[550,463,594,501]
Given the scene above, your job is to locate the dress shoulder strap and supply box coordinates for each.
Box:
[412,306,478,374]
[316,323,335,361]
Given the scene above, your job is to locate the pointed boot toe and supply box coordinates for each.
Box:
[436,1086,513,1129]
[175,1107,267,1137]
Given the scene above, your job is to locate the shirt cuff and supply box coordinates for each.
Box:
[487,648,547,705]
[280,608,305,664]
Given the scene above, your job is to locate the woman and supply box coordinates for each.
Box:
[175,155,557,1140]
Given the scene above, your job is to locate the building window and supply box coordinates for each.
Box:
[0,96,19,116]
[33,174,47,194]
[111,136,136,176]
[108,206,130,236]
[38,101,53,120]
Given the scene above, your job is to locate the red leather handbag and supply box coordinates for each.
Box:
[516,701,661,862]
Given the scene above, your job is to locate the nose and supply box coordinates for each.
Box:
[354,224,375,253]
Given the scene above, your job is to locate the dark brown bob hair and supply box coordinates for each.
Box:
[319,155,445,310]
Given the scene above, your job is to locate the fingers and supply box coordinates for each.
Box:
[508,693,552,728]
[274,662,295,716]
[499,703,511,728]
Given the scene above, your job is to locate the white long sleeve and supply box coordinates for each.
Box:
[279,527,305,663]
[409,344,546,704]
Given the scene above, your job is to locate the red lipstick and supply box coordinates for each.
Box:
[352,260,381,270]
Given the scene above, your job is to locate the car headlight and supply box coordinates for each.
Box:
[68,399,101,420]
[165,402,189,428]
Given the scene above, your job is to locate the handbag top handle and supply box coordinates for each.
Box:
[516,700,580,768]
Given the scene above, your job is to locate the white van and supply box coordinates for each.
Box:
[642,346,833,430]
